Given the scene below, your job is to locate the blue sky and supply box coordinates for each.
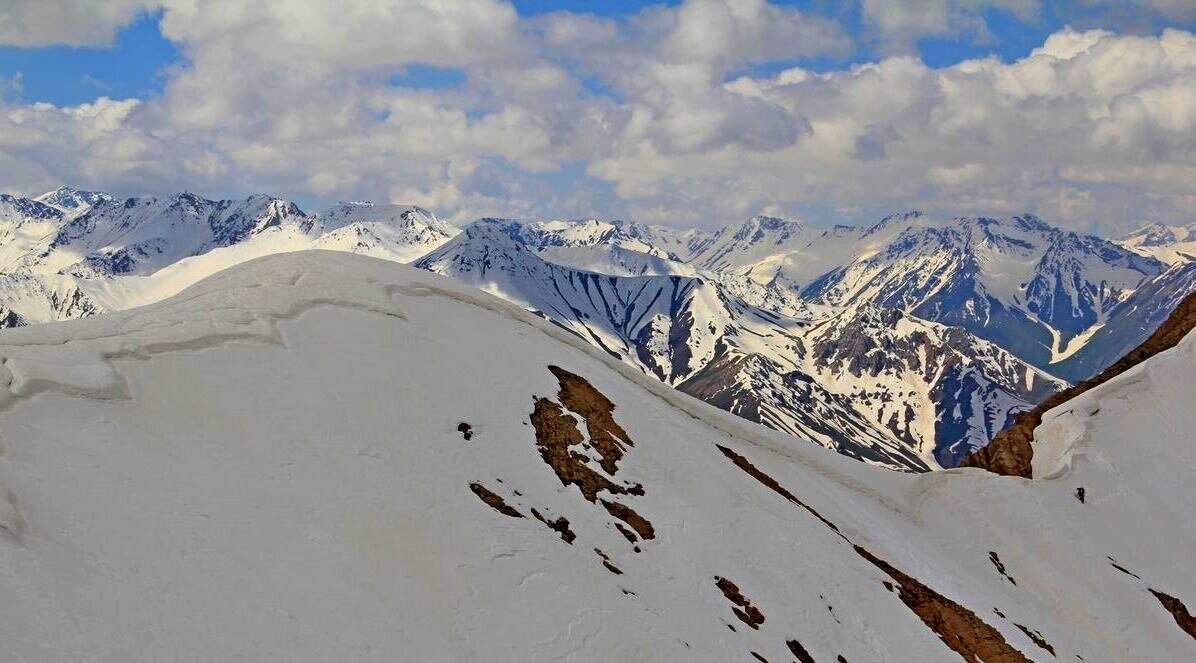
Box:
[6,1,1185,108]
[1,1,1195,233]
[0,12,177,106]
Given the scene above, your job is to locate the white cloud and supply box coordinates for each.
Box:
[0,2,1195,235]
[0,0,152,46]
[930,163,984,184]
[1080,0,1196,22]
[587,27,1196,233]
[859,0,1040,53]
[657,0,849,66]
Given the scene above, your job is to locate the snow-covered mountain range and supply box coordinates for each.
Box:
[0,250,1191,661]
[0,187,456,327]
[0,186,1191,471]
[415,222,1063,469]
[1118,222,1196,265]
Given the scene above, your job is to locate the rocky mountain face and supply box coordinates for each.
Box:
[0,187,457,326]
[684,215,814,273]
[1051,260,1196,381]
[33,193,308,277]
[581,211,1191,385]
[1117,222,1196,265]
[0,251,1191,661]
[34,186,112,216]
[0,186,1191,471]
[412,211,1191,468]
[306,201,458,262]
[963,288,1196,478]
[798,213,1166,371]
[416,222,1065,470]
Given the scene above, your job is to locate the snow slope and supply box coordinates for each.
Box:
[486,213,1187,379]
[35,186,112,218]
[1050,260,1196,381]
[800,214,1165,371]
[0,250,1190,662]
[0,190,457,326]
[3,188,1194,470]
[1117,222,1196,265]
[418,225,1065,470]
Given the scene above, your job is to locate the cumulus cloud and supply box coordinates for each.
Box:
[587,27,1196,233]
[857,0,1196,53]
[1,1,1195,235]
[0,0,149,46]
[860,0,1040,53]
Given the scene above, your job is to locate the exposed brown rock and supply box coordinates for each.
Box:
[594,548,623,575]
[961,291,1196,477]
[456,422,473,441]
[548,365,633,475]
[530,397,630,502]
[613,522,637,543]
[469,482,523,518]
[528,367,655,551]
[529,367,646,501]
[989,551,1017,586]
[1013,623,1055,656]
[715,576,766,630]
[1107,557,1142,580]
[854,545,1031,663]
[787,639,816,663]
[601,499,655,540]
[718,443,1030,662]
[1149,589,1196,641]
[716,445,843,538]
[530,508,576,544]
[750,652,769,663]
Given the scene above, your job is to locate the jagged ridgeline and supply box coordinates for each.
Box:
[1,187,1193,470]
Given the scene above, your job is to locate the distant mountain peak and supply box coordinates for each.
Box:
[862,210,925,236]
[35,186,111,212]
[0,185,1191,476]
[1116,221,1196,265]
[0,194,64,222]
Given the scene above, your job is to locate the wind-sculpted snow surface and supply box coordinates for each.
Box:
[0,251,1190,661]
[963,289,1196,478]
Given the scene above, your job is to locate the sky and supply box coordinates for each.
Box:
[1,1,1195,235]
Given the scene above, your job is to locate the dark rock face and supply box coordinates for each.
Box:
[0,307,26,329]
[0,194,64,222]
[802,215,1171,373]
[962,290,1196,477]
[420,224,1065,472]
[1053,261,1196,381]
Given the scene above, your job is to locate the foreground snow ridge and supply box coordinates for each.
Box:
[0,251,1191,661]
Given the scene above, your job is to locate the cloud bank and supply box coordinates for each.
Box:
[1,0,1194,234]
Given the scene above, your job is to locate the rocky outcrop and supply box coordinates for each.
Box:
[961,290,1196,477]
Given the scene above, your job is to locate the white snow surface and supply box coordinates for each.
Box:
[1032,324,1196,479]
[1117,222,1196,265]
[0,192,457,325]
[0,250,1191,662]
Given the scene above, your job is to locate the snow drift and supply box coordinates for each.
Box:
[0,251,1191,661]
